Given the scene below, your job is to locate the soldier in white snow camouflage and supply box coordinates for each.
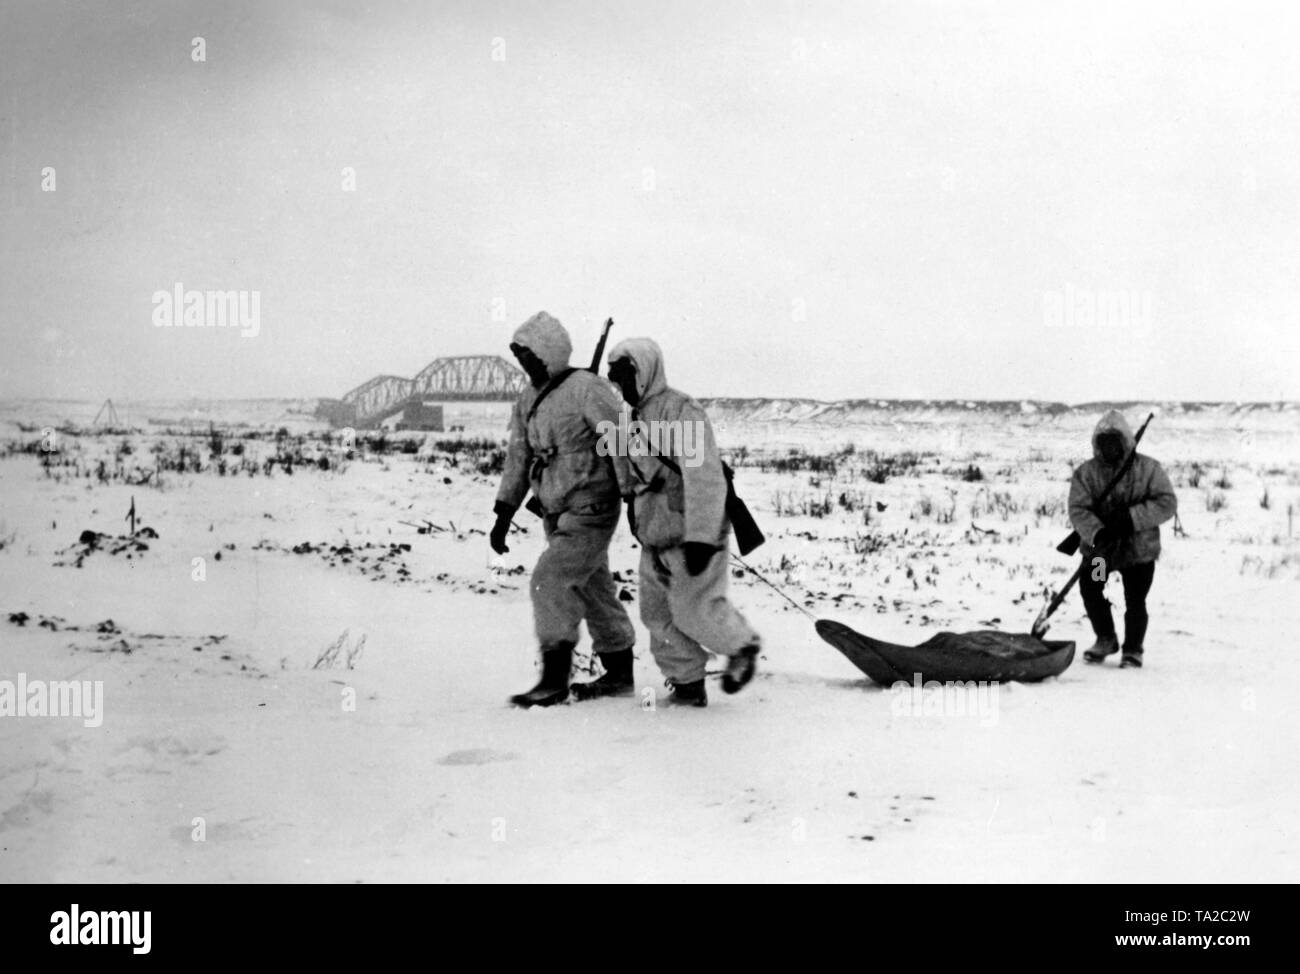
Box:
[603,337,761,707]
[490,312,636,707]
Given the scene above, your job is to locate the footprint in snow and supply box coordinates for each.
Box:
[438,749,518,766]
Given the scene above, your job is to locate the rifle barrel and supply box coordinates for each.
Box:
[589,317,614,373]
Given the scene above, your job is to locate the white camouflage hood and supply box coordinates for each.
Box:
[512,311,573,375]
[607,337,668,403]
[1091,409,1136,461]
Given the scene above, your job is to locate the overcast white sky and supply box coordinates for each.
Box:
[1,0,1297,402]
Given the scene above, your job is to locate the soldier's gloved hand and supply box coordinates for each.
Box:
[683,542,719,576]
[1103,507,1135,538]
[490,501,515,555]
[1091,527,1114,549]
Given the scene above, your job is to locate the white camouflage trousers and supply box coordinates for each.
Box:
[638,544,761,684]
[532,506,635,652]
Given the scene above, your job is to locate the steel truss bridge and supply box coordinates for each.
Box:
[317,355,527,427]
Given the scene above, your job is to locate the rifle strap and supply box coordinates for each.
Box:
[525,368,578,424]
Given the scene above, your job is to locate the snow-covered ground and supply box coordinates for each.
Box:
[1,398,1297,882]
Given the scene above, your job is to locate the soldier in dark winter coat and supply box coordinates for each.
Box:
[490,312,636,707]
[1068,409,1178,668]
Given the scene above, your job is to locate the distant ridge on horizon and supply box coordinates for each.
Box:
[691,397,1300,428]
[1,395,1296,441]
[698,396,1298,412]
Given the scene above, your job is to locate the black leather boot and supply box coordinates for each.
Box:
[721,644,760,694]
[570,648,635,701]
[509,642,574,708]
[667,679,708,707]
[1083,633,1120,663]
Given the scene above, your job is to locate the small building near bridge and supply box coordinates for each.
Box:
[394,401,444,432]
[373,400,444,432]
